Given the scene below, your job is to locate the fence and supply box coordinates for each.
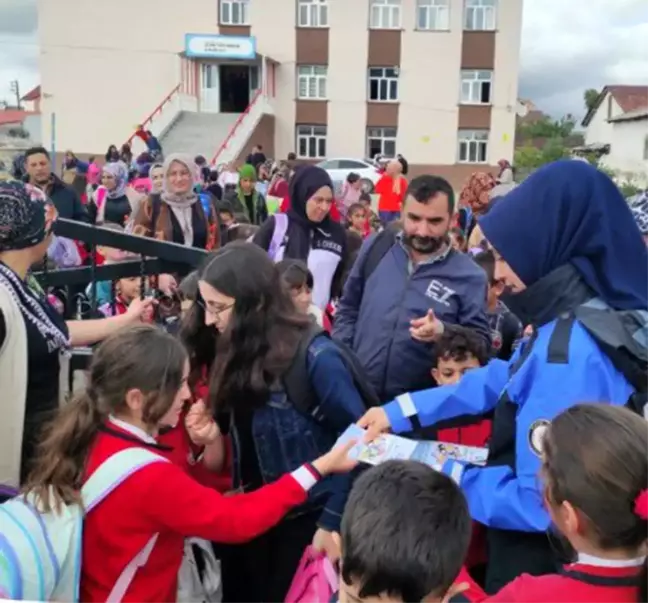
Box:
[32,219,211,392]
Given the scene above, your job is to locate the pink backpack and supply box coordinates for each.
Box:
[285,546,337,603]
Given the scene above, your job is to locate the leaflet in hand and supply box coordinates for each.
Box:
[338,424,488,470]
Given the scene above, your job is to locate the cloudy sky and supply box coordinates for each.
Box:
[0,0,647,120]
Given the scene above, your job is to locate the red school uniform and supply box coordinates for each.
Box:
[81,418,318,602]
[455,558,644,603]
[375,174,408,213]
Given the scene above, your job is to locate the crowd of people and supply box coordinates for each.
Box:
[0,138,647,603]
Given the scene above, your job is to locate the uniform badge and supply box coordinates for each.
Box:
[528,419,550,457]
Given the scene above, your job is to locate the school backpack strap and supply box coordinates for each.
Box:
[283,323,381,421]
[360,228,397,285]
[268,213,289,261]
[0,447,167,603]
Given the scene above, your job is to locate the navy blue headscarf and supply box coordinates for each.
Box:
[479,160,648,310]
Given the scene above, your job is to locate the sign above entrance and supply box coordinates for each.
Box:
[185,34,256,60]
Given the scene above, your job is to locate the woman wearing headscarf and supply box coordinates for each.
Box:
[253,165,349,310]
[457,171,497,247]
[88,161,131,226]
[357,160,648,592]
[132,153,219,250]
[104,144,120,163]
[224,163,268,225]
[0,181,153,493]
[149,162,164,194]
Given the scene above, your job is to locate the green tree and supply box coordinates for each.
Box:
[584,88,600,113]
[517,115,576,140]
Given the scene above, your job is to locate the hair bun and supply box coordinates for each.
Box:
[634,490,648,520]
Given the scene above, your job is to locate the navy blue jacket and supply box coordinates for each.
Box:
[230,335,366,532]
[333,235,490,401]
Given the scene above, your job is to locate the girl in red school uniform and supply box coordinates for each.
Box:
[457,403,647,603]
[22,325,356,603]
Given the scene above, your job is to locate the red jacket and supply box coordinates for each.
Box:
[81,420,318,602]
[456,561,643,603]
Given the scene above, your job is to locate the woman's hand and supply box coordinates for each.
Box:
[312,528,341,563]
[158,274,177,296]
[357,407,391,442]
[311,439,358,476]
[186,400,220,446]
[124,297,156,323]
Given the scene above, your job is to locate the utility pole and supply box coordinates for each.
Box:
[10,80,21,109]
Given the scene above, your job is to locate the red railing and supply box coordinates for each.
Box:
[209,89,263,167]
[124,83,182,147]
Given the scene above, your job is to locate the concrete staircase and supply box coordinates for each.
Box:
[159,112,240,161]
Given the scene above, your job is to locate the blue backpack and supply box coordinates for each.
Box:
[0,447,167,602]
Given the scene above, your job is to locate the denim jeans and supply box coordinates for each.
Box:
[379,210,401,224]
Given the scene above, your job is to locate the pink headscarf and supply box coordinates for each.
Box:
[87,162,101,186]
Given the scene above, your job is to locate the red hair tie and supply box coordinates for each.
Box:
[634,490,648,520]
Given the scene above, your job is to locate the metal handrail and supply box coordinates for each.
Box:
[124,83,183,146]
[209,88,263,166]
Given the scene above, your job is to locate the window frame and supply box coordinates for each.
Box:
[296,125,328,160]
[368,67,400,103]
[220,0,250,25]
[297,65,328,101]
[369,0,402,30]
[297,0,329,28]
[464,0,497,31]
[366,127,398,159]
[416,0,450,31]
[457,129,489,164]
[460,70,493,105]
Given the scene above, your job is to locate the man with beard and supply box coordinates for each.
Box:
[23,147,88,223]
[333,174,489,402]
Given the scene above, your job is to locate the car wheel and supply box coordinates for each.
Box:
[360,178,374,194]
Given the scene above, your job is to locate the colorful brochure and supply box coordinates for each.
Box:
[337,424,488,471]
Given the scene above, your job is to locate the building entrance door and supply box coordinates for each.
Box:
[200,63,220,113]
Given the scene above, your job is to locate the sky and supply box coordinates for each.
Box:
[0,0,647,120]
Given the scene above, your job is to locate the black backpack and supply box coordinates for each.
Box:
[360,228,398,285]
[282,323,381,422]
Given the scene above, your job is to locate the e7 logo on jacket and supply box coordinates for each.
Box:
[425,280,455,306]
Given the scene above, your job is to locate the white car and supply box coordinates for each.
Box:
[316,158,382,194]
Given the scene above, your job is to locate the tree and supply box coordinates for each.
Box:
[517,115,576,140]
[584,88,600,113]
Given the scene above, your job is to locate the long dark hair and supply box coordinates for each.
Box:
[194,242,311,412]
[543,404,648,603]
[23,325,187,512]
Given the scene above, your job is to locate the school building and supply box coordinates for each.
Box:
[37,0,523,187]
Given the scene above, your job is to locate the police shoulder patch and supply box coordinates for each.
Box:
[528,419,550,457]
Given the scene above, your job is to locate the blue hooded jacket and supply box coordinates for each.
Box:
[382,161,646,533]
[333,234,490,401]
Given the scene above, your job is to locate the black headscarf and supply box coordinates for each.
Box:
[284,165,340,260]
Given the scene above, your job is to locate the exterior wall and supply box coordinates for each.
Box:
[37,0,523,183]
[584,92,623,145]
[326,1,369,158]
[602,119,648,185]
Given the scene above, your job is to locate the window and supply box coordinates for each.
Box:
[297,66,328,100]
[458,130,489,163]
[220,0,249,25]
[370,0,401,29]
[317,160,340,169]
[368,67,399,102]
[460,70,493,104]
[297,125,327,159]
[367,128,397,159]
[338,160,370,169]
[417,0,450,30]
[298,0,328,27]
[464,0,496,31]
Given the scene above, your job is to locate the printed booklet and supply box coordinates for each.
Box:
[337,424,488,471]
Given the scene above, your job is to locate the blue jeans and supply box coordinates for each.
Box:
[379,210,401,224]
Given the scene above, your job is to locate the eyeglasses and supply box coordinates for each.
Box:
[196,298,234,318]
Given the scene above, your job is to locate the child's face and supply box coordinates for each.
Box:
[239,177,254,193]
[291,285,312,314]
[432,354,481,385]
[219,211,234,226]
[487,280,505,308]
[350,179,362,191]
[350,209,366,230]
[118,276,141,302]
[158,359,191,429]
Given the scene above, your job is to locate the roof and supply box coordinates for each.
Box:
[0,110,31,127]
[581,85,648,127]
[21,85,41,102]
